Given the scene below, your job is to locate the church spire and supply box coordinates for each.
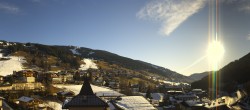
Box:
[79,74,94,95]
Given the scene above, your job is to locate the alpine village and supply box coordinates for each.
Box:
[0,40,248,110]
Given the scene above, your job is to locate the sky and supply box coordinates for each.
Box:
[0,0,250,76]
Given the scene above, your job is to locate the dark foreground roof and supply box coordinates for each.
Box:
[63,95,109,108]
[63,76,109,109]
[79,77,94,95]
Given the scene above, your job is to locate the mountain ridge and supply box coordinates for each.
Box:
[191,52,250,93]
[0,40,194,83]
[188,71,209,82]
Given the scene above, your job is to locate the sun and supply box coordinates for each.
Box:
[207,40,225,69]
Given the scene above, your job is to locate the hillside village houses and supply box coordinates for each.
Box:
[0,68,248,109]
[17,96,47,110]
[0,70,44,91]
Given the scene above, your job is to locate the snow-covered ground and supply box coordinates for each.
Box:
[0,54,25,76]
[45,101,62,110]
[54,84,123,97]
[79,58,98,70]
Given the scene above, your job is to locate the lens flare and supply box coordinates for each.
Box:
[207,40,225,70]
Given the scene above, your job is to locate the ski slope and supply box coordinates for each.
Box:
[0,54,25,76]
[79,58,98,70]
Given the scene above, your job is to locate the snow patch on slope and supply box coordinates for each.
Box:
[70,48,80,55]
[88,51,95,56]
[0,56,25,76]
[79,59,98,70]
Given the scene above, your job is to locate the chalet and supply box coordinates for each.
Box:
[57,91,75,101]
[14,70,36,83]
[14,70,34,77]
[17,96,44,110]
[0,82,44,91]
[12,82,44,91]
[141,93,164,106]
[17,96,34,109]
[58,73,74,83]
[62,73,109,110]
[21,76,35,83]
[50,73,62,84]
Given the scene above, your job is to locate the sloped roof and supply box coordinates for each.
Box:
[63,77,108,109]
[79,77,94,95]
[114,96,156,110]
[151,93,164,101]
[63,95,108,108]
[18,96,33,103]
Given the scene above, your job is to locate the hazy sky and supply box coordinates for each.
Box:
[1,0,250,76]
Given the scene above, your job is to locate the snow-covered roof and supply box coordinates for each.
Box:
[18,96,33,103]
[140,93,164,101]
[151,93,164,101]
[58,91,75,96]
[115,96,156,110]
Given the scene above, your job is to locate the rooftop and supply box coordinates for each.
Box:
[63,75,109,109]
[18,96,33,103]
[113,96,156,110]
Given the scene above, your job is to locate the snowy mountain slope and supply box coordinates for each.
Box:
[1,40,194,83]
[0,54,25,76]
[79,58,98,70]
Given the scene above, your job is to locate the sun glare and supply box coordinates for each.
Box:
[207,40,225,70]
